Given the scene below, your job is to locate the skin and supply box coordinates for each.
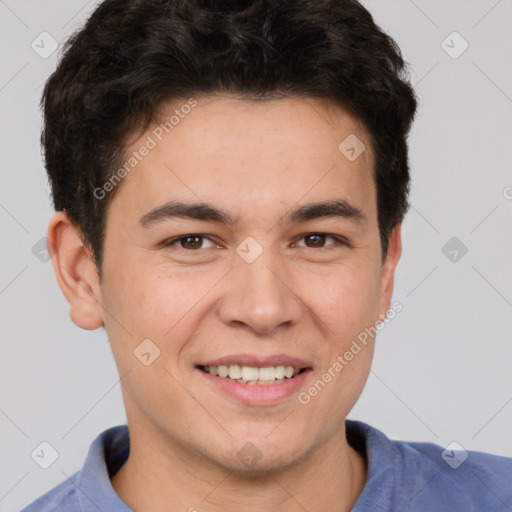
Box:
[48,95,402,512]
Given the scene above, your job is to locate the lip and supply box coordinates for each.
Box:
[197,353,313,369]
[195,366,313,406]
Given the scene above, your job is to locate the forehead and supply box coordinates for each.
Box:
[109,94,376,228]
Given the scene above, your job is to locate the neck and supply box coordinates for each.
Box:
[111,419,367,512]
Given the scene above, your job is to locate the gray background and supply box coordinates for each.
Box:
[1,0,511,510]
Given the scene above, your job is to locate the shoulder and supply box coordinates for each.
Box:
[348,420,512,511]
[399,439,512,507]
[20,472,80,512]
[20,424,129,512]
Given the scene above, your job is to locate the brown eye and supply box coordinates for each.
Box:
[180,235,202,249]
[305,234,326,248]
[164,234,216,250]
[296,234,343,249]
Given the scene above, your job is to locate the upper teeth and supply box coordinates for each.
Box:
[204,365,300,381]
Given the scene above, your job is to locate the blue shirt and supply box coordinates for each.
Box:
[21,420,512,511]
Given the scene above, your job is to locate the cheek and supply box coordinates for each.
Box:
[303,261,381,338]
[297,266,379,415]
[105,266,226,369]
[100,269,200,402]
[104,262,199,333]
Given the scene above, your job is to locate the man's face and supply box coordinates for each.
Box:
[94,95,400,472]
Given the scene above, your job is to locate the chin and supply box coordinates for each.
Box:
[221,450,305,477]
[205,435,309,476]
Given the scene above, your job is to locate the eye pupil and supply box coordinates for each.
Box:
[306,234,325,248]
[182,235,202,249]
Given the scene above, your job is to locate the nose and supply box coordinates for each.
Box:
[216,245,303,335]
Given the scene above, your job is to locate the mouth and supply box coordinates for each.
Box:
[194,361,313,405]
[196,364,309,385]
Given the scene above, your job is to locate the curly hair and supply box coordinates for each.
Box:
[41,0,417,278]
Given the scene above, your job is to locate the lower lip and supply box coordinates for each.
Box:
[195,367,313,405]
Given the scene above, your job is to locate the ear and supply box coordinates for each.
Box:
[47,211,104,330]
[377,222,402,322]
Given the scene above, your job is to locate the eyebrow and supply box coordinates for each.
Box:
[138,199,367,229]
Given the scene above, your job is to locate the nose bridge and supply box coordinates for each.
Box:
[217,238,303,333]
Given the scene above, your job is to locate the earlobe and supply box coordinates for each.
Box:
[377,223,403,322]
[47,211,105,330]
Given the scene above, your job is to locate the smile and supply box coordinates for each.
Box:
[199,364,305,385]
[195,364,313,405]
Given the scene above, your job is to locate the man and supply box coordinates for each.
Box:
[22,0,512,511]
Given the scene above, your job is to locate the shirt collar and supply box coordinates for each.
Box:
[76,424,131,511]
[73,420,398,511]
[346,419,397,511]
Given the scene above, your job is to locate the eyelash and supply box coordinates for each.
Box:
[161,233,349,251]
